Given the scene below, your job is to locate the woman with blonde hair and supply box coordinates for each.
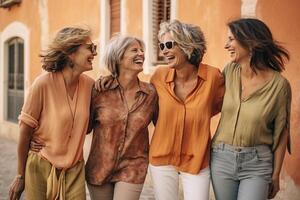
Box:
[8,26,97,200]
[85,35,157,200]
[149,20,224,200]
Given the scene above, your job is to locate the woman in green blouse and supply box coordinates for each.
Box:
[211,18,291,200]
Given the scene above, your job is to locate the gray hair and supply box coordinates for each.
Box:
[158,20,206,66]
[103,35,145,77]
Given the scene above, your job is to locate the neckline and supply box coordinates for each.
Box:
[239,68,277,102]
[60,71,80,124]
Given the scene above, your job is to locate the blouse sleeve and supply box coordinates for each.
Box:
[272,79,292,153]
[151,88,159,126]
[212,69,225,116]
[18,78,44,129]
[222,63,232,78]
[87,86,98,133]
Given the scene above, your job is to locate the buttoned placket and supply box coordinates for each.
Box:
[113,86,147,170]
[231,68,243,145]
[167,78,203,166]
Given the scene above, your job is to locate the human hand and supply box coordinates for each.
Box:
[268,176,280,199]
[8,176,25,200]
[94,75,115,92]
[30,139,45,152]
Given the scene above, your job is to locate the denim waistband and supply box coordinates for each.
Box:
[212,142,271,153]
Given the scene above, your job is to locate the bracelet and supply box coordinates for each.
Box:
[15,174,24,179]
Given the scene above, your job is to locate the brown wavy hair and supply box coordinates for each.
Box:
[228,18,289,72]
[40,26,91,72]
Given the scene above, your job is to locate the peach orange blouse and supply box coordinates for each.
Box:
[149,64,225,174]
[19,72,94,169]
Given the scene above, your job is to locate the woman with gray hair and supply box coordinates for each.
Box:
[149,19,224,200]
[85,35,158,200]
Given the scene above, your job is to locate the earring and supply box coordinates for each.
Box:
[68,59,74,68]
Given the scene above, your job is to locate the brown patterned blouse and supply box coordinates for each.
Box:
[85,77,158,185]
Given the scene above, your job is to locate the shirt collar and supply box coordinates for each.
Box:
[165,63,207,83]
[109,77,150,95]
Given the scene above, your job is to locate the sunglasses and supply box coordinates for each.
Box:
[85,43,97,54]
[159,41,176,51]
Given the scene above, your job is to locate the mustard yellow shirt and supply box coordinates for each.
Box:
[213,62,291,152]
[150,64,225,174]
[19,71,94,169]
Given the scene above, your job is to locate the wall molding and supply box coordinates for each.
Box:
[0,21,30,122]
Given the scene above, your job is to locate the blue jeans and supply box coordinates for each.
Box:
[210,143,273,200]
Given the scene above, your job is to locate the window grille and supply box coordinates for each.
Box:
[152,0,171,63]
[6,37,24,123]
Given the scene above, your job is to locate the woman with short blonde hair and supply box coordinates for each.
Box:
[149,19,224,200]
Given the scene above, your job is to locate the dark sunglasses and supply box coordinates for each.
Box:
[85,43,97,54]
[159,41,176,51]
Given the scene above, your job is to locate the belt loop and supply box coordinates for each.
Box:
[220,142,225,150]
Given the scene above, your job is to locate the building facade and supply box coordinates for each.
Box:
[0,0,299,199]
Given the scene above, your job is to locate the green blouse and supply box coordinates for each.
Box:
[213,62,291,152]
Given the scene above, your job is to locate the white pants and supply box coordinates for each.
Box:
[149,164,210,200]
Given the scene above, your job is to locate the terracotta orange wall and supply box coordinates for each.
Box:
[176,0,241,133]
[47,0,99,35]
[47,0,100,79]
[125,0,143,38]
[256,0,300,185]
[176,0,241,70]
[0,0,101,82]
[0,0,41,84]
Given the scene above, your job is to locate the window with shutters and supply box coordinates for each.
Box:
[6,37,24,123]
[152,0,171,63]
[110,0,120,38]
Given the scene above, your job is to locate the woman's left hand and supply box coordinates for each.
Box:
[268,175,280,199]
[30,139,45,152]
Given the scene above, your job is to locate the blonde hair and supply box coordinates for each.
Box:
[158,20,206,66]
[40,26,91,72]
[103,35,145,77]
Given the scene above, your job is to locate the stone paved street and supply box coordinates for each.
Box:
[0,135,229,199]
[2,135,297,200]
[0,136,157,200]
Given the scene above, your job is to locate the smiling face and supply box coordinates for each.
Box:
[160,32,188,68]
[119,40,145,73]
[69,38,97,72]
[225,29,250,65]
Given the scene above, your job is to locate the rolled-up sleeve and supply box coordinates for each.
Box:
[18,79,43,129]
